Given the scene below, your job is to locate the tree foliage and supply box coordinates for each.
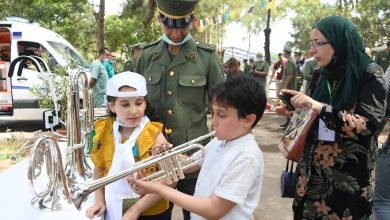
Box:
[288,0,334,52]
[0,0,387,60]
[289,0,389,53]
[0,0,97,58]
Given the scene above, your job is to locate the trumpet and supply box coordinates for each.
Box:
[70,131,215,210]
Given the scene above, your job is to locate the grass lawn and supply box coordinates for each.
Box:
[0,132,28,173]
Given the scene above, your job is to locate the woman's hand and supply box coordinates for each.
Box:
[86,201,106,219]
[281,89,323,114]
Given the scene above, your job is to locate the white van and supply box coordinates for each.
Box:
[0,17,90,120]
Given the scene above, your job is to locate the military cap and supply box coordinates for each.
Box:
[283,41,294,53]
[155,0,199,28]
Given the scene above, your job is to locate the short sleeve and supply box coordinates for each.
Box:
[90,61,100,79]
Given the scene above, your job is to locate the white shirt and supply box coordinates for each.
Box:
[191,134,264,220]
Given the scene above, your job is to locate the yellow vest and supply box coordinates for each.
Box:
[90,117,169,216]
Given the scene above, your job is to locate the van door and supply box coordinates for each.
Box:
[11,41,54,108]
[0,27,13,115]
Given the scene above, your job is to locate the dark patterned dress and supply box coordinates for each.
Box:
[293,63,387,219]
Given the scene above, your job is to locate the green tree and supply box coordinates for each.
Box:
[289,0,334,52]
[104,14,160,57]
[0,0,97,58]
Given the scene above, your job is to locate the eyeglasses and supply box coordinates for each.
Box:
[310,40,330,49]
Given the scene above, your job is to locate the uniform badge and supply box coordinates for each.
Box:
[185,52,197,62]
[152,51,160,60]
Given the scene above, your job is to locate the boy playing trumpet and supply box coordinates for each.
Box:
[129,74,266,219]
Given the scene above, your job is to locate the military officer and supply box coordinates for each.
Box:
[122,42,145,72]
[374,41,390,72]
[280,42,298,127]
[250,52,269,88]
[135,0,224,219]
[281,42,298,91]
[294,49,304,91]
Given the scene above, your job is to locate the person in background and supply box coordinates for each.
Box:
[374,41,390,73]
[294,50,304,92]
[103,49,115,79]
[282,16,386,219]
[135,0,224,219]
[89,47,110,108]
[123,42,145,72]
[280,42,298,128]
[250,52,269,89]
[373,66,390,220]
[269,52,285,106]
[110,51,118,75]
[243,58,249,74]
[226,57,243,80]
[129,74,266,220]
[300,50,319,95]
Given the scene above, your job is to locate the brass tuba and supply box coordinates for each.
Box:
[10,57,94,210]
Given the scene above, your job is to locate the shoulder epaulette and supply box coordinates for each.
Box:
[142,40,160,49]
[196,42,217,51]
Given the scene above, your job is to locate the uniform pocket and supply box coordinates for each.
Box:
[144,72,162,101]
[178,74,206,106]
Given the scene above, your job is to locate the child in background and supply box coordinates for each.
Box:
[129,74,267,220]
[86,72,171,220]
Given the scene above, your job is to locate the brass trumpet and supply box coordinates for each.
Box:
[71,131,215,210]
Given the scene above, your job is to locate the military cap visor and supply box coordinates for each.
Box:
[155,0,198,17]
[155,0,197,28]
[159,13,193,29]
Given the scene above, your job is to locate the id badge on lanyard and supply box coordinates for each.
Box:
[318,81,335,142]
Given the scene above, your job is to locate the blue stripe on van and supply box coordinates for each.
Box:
[12,86,31,89]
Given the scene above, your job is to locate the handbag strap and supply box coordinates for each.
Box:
[285,160,294,172]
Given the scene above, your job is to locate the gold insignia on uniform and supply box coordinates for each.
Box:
[152,51,160,60]
[185,52,197,62]
[165,128,173,135]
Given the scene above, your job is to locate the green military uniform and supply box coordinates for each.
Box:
[136,39,223,146]
[294,50,304,91]
[123,42,146,72]
[281,57,297,90]
[251,60,269,88]
[281,42,298,91]
[374,49,389,72]
[122,58,136,72]
[302,58,319,94]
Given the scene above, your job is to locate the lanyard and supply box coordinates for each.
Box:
[327,80,332,104]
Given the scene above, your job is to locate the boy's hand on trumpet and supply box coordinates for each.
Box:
[128,175,163,195]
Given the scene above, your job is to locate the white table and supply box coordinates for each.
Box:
[0,142,101,220]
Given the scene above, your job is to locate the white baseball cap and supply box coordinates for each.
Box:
[106,71,147,97]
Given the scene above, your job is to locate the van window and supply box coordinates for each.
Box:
[17,41,58,71]
[47,41,90,69]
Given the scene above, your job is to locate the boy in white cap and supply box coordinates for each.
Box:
[86,72,171,220]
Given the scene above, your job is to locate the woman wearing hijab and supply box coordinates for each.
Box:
[282,16,386,219]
